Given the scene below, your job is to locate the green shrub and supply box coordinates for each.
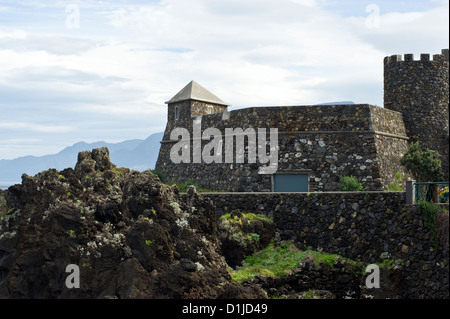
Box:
[248,233,260,243]
[400,142,444,182]
[150,169,167,183]
[338,176,364,192]
[387,172,403,191]
[185,178,199,188]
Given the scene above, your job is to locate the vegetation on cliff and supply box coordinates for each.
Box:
[231,241,365,283]
[217,211,275,268]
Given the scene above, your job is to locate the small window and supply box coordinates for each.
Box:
[174,106,180,121]
[273,173,309,192]
[207,105,214,114]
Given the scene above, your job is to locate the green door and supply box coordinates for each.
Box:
[273,174,309,192]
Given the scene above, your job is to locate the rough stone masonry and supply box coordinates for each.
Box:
[156,50,449,191]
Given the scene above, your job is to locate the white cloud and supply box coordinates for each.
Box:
[346,5,449,55]
[0,121,75,133]
[98,0,387,106]
[0,0,448,159]
[0,34,96,55]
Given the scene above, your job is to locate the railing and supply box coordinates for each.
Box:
[414,182,449,203]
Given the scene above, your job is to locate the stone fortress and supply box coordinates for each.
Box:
[156,49,449,192]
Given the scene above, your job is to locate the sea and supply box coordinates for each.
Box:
[0,183,14,190]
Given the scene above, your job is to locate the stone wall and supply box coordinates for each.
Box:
[200,192,449,298]
[156,104,411,192]
[384,50,449,180]
[191,100,228,118]
[374,133,409,188]
[163,100,191,141]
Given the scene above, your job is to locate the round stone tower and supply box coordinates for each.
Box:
[384,49,449,180]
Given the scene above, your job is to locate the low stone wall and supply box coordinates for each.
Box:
[199,191,449,299]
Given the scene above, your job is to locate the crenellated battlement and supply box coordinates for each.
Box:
[384,49,449,64]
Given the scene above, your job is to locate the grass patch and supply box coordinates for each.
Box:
[231,241,362,283]
[241,213,273,223]
[220,212,273,226]
[338,175,364,192]
[303,290,321,299]
[113,167,130,177]
[418,200,440,250]
[376,258,404,269]
[387,183,403,191]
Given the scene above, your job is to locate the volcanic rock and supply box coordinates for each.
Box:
[0,148,263,299]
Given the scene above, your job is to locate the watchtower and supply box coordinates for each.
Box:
[161,80,230,141]
[384,49,449,180]
[156,81,230,177]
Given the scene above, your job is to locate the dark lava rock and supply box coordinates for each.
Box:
[0,148,264,299]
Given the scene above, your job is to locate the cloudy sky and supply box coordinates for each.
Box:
[0,0,448,160]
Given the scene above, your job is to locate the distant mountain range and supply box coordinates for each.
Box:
[0,132,163,188]
[314,101,355,105]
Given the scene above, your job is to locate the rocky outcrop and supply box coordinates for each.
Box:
[0,148,263,299]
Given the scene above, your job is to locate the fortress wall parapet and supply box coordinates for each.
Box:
[384,49,449,64]
[157,104,410,192]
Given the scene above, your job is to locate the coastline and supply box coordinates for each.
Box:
[0,183,15,190]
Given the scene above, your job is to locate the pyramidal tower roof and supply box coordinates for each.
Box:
[165,80,230,106]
